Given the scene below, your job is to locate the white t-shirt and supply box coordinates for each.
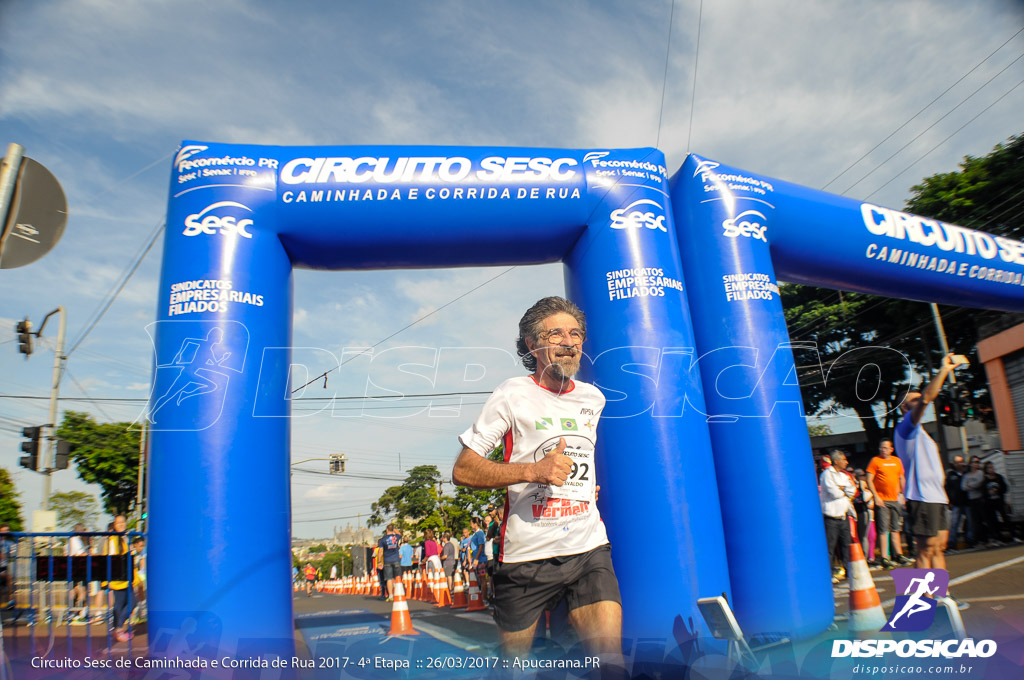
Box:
[895,411,948,504]
[458,376,609,563]
[68,535,89,556]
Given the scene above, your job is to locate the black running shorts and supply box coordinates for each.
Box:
[907,500,948,538]
[491,544,620,633]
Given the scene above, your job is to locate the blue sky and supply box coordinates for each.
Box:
[1,0,1022,537]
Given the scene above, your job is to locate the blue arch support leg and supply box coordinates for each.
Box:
[148,181,295,654]
[567,149,731,663]
[670,155,842,639]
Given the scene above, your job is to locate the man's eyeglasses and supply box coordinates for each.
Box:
[538,328,585,343]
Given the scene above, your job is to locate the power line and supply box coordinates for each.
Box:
[846,54,1024,197]
[290,468,407,482]
[655,0,677,150]
[64,366,114,420]
[821,26,1024,191]
[0,389,494,404]
[292,513,366,524]
[685,0,703,154]
[864,76,1024,200]
[67,220,165,357]
[290,266,518,394]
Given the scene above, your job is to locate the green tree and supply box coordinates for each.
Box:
[0,467,24,530]
[807,422,833,438]
[316,549,352,578]
[782,286,919,448]
[369,465,444,533]
[905,132,1024,239]
[369,451,504,536]
[55,411,140,515]
[49,490,100,529]
[901,131,1024,421]
[308,544,327,554]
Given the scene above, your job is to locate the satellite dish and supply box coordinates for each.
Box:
[0,155,69,269]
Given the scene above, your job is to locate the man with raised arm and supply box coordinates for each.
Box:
[895,353,968,570]
[453,296,622,673]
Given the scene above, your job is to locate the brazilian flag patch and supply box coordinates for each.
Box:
[561,418,578,431]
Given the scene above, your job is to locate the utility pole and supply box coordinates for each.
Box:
[35,307,67,510]
[930,303,969,460]
[0,143,25,267]
[136,420,148,531]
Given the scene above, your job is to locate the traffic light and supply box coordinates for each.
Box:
[959,389,975,422]
[936,391,952,425]
[19,426,41,470]
[949,397,964,426]
[329,454,346,474]
[15,318,33,357]
[54,439,71,470]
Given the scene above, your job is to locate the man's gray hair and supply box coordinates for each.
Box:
[516,296,587,372]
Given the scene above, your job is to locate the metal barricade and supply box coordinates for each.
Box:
[0,530,144,666]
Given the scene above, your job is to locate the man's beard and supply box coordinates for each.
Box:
[548,353,580,381]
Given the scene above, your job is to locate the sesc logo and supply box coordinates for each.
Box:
[183,202,254,239]
[722,210,768,243]
[175,145,209,172]
[610,199,667,232]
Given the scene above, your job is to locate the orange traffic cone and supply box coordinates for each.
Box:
[429,569,440,603]
[427,570,437,602]
[434,572,452,608]
[847,540,887,635]
[387,580,419,636]
[465,569,486,612]
[412,570,423,601]
[450,571,469,609]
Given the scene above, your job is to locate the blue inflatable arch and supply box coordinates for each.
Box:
[150,142,1024,657]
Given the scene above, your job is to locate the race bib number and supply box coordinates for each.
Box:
[547,442,596,502]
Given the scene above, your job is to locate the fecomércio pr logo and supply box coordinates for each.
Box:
[882,568,948,632]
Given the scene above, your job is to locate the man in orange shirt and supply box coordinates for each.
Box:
[866,439,913,568]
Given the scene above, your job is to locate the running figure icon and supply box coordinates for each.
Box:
[151,327,232,421]
[887,572,939,627]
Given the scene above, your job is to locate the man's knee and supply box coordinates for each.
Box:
[499,622,539,656]
[568,601,622,643]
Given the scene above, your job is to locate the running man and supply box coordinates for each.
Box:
[453,296,623,675]
[303,562,316,597]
